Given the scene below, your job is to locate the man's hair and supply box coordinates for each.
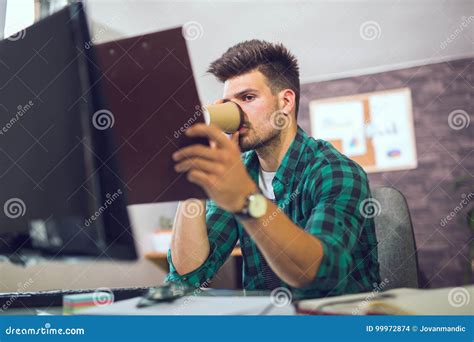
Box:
[207,39,300,117]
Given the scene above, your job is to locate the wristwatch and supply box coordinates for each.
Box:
[234,191,268,221]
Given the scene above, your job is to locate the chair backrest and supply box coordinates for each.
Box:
[371,186,420,289]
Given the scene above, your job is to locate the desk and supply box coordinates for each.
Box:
[2,289,289,316]
[145,247,242,272]
[4,285,472,316]
[82,289,295,315]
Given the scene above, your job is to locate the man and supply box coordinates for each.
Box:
[166,40,380,298]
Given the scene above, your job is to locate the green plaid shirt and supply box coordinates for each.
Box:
[166,126,380,299]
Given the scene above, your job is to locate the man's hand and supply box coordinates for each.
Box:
[172,123,257,213]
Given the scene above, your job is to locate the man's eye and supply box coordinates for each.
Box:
[243,95,255,102]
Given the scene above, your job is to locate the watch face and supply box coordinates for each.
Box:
[248,193,268,218]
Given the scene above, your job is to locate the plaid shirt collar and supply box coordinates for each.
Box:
[242,125,308,187]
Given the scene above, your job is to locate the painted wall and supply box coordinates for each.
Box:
[300,58,473,288]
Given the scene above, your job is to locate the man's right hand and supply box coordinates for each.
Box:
[169,99,226,275]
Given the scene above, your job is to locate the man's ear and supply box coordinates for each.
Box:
[279,89,296,117]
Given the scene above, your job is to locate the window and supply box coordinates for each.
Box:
[3,0,35,39]
[2,0,73,39]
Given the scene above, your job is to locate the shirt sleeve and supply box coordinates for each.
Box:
[165,199,238,288]
[301,160,371,292]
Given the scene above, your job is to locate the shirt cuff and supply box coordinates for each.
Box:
[297,237,352,293]
[164,246,216,288]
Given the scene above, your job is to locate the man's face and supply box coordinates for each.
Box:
[223,70,281,152]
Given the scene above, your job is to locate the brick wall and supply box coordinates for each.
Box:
[299,58,473,288]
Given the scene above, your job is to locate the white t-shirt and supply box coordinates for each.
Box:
[258,168,276,201]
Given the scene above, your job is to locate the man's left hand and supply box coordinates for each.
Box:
[172,123,257,212]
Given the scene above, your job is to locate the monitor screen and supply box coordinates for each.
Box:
[0,3,137,262]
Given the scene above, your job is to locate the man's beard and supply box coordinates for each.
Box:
[239,125,280,152]
[239,103,282,152]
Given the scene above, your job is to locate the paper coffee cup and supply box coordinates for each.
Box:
[203,102,242,134]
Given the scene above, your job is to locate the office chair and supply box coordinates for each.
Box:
[371,186,420,289]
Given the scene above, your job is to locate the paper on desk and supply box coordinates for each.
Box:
[297,286,474,315]
[81,296,295,315]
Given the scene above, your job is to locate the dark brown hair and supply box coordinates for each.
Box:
[207,40,300,117]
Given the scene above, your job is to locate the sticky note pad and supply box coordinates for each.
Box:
[63,292,114,315]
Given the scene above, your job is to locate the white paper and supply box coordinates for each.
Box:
[310,100,367,157]
[81,296,295,316]
[369,92,416,169]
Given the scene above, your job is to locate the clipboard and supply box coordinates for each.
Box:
[93,27,208,204]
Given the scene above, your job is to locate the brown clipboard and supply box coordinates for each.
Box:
[94,27,208,204]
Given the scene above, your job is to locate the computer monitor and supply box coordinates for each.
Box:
[0,3,137,263]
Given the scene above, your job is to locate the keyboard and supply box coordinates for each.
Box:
[0,287,151,310]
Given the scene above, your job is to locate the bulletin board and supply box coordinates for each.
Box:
[309,88,417,173]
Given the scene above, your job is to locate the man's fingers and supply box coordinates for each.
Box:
[172,144,222,162]
[185,123,230,148]
[175,157,220,174]
[212,98,226,105]
[186,169,215,189]
[231,131,239,146]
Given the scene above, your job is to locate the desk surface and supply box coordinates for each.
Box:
[83,292,295,315]
[1,289,272,316]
